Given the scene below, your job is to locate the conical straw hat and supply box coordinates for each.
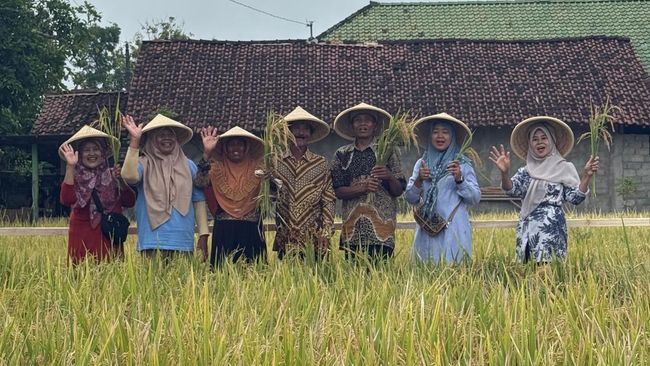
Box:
[510,116,574,159]
[214,126,264,161]
[141,114,193,145]
[283,106,330,143]
[333,103,392,141]
[58,125,117,160]
[412,113,472,148]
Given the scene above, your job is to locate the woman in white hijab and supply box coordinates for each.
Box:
[490,116,599,263]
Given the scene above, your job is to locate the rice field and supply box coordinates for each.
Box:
[0,217,649,364]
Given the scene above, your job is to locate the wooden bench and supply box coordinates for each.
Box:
[480,186,521,205]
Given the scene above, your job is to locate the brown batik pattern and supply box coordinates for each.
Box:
[331,144,405,249]
[273,150,336,252]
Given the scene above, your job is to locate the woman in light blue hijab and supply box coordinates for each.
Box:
[405,113,481,263]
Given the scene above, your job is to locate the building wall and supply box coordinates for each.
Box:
[617,134,650,210]
[183,128,649,214]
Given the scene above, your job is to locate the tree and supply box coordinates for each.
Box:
[68,22,123,90]
[1,3,193,135]
[2,0,75,133]
[73,16,194,92]
[0,0,121,134]
[116,17,194,86]
[138,16,193,42]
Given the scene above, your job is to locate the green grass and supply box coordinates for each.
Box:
[1,225,649,364]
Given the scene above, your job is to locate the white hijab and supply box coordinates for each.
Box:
[520,124,580,219]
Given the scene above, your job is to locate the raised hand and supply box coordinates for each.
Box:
[122,115,143,147]
[60,144,78,166]
[200,126,219,160]
[489,144,511,173]
[447,160,462,182]
[583,155,600,177]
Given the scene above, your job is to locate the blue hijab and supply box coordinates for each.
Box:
[420,121,469,219]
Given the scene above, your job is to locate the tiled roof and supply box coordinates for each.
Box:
[126,37,650,133]
[318,1,650,71]
[32,90,127,136]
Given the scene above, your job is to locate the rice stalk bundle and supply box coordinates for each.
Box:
[369,112,419,202]
[94,95,123,165]
[258,111,295,224]
[455,130,482,168]
[577,98,619,196]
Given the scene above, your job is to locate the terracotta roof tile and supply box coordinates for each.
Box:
[126,37,650,133]
[32,90,127,136]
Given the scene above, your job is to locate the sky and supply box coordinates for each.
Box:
[85,0,443,42]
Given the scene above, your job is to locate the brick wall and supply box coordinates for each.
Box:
[183,128,649,214]
[619,134,650,210]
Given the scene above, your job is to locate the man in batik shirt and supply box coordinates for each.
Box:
[330,103,406,260]
[273,106,336,258]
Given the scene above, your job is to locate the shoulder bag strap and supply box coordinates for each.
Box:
[446,200,463,223]
[90,190,105,213]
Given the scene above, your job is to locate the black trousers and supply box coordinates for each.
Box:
[211,219,266,267]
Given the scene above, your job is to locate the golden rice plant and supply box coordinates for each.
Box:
[369,111,419,202]
[258,111,295,224]
[94,94,123,165]
[577,98,620,196]
[375,112,418,165]
[2,223,650,364]
[454,129,482,168]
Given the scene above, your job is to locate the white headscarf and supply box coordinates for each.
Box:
[520,124,580,219]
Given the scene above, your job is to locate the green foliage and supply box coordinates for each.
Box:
[136,16,193,43]
[151,106,180,120]
[1,2,194,135]
[0,146,54,176]
[0,227,649,363]
[1,3,193,133]
[1,0,78,133]
[67,22,123,90]
[616,178,639,210]
[0,148,33,176]
[119,16,195,85]
[0,0,126,133]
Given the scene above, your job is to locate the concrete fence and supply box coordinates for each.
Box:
[1,218,648,237]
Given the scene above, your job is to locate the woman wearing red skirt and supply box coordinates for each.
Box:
[59,126,136,264]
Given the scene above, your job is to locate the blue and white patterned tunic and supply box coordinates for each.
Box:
[505,167,586,263]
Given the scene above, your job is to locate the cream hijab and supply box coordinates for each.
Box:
[520,124,580,219]
[140,128,193,229]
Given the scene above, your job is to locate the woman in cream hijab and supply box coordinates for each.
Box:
[121,114,209,260]
[196,125,266,266]
[490,116,599,263]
